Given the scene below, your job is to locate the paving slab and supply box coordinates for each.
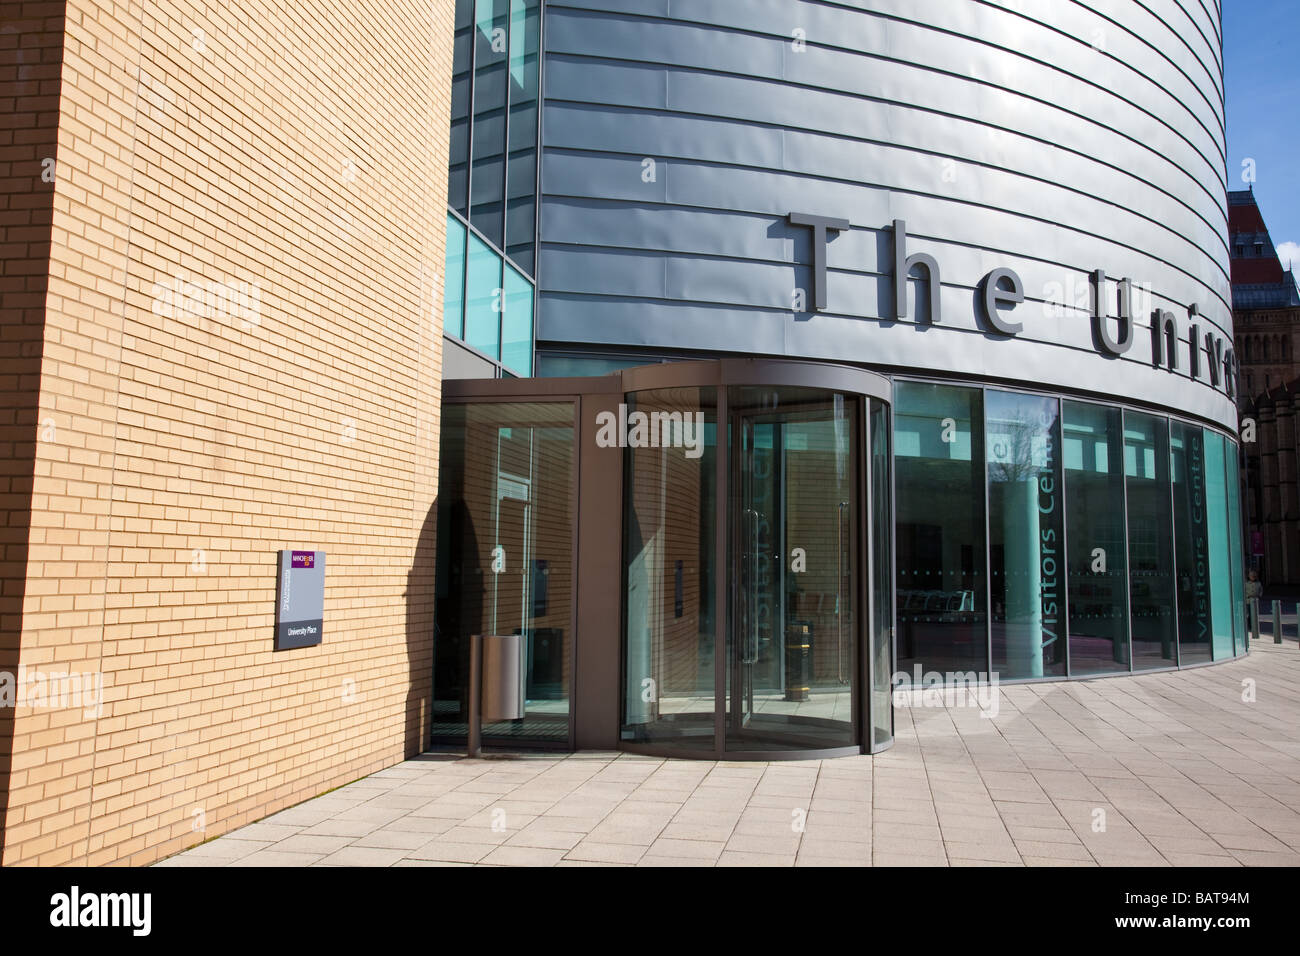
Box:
[160,641,1300,868]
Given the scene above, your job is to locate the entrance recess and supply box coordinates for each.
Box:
[437,358,892,760]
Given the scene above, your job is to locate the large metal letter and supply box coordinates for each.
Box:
[1090,270,1134,355]
[788,212,849,311]
[980,267,1024,335]
[894,219,942,324]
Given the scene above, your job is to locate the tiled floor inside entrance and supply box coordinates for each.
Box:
[160,639,1300,867]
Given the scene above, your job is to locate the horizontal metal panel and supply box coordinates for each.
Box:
[542,100,1228,296]
[541,151,1231,333]
[539,240,1214,357]
[538,0,1235,430]
[1081,0,1223,109]
[546,5,1227,201]
[544,53,1226,248]
[552,0,1225,120]
[664,0,1226,155]
[540,199,1228,341]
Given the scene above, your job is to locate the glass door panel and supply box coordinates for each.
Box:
[726,386,858,753]
[433,402,575,744]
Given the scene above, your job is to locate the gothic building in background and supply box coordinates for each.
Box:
[1232,189,1300,583]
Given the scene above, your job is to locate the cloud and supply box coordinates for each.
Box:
[1275,240,1300,277]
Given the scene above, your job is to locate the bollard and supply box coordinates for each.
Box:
[1273,600,1283,644]
[467,633,482,757]
[1250,598,1261,643]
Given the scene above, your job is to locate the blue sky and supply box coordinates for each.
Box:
[1224,0,1300,268]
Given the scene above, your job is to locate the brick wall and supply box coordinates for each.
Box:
[0,0,68,845]
[3,0,453,865]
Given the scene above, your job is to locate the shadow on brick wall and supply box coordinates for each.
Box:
[0,0,66,853]
[405,503,439,756]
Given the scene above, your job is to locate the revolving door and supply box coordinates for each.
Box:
[620,361,894,759]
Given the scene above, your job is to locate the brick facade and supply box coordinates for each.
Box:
[1,0,453,865]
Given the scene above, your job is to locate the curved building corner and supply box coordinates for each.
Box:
[435,0,1246,761]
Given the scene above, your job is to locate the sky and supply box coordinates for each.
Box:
[1224,0,1300,271]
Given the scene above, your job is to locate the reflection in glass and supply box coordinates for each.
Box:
[1124,412,1177,669]
[1204,431,1234,659]
[870,399,893,751]
[1063,402,1128,674]
[1170,422,1212,663]
[894,383,987,677]
[505,0,539,274]
[443,214,466,339]
[447,0,473,212]
[1226,446,1245,655]
[622,388,717,750]
[465,232,501,359]
[502,263,533,375]
[987,390,1065,679]
[725,386,857,753]
[470,0,508,246]
[433,403,574,742]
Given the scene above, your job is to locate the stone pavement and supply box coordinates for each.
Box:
[159,639,1300,867]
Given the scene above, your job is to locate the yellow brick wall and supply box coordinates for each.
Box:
[4,0,454,865]
[0,0,69,846]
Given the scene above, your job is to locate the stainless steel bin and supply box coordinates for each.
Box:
[480,634,525,721]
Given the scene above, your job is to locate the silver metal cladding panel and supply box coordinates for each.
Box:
[537,0,1235,429]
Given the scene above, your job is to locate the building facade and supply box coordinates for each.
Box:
[1,0,1248,864]
[1229,189,1300,401]
[432,0,1248,760]
[1243,385,1300,583]
[1228,189,1300,583]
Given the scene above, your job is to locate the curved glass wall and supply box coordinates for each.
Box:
[620,367,892,759]
[869,399,893,752]
[622,386,718,751]
[987,390,1065,680]
[1125,412,1177,670]
[894,383,987,678]
[895,381,1245,685]
[1064,401,1128,675]
[1171,421,1214,665]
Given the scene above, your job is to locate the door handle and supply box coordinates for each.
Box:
[837,500,849,685]
[743,507,760,665]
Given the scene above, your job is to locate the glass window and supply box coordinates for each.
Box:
[537,353,653,377]
[505,0,539,274]
[1226,443,1245,655]
[1204,431,1234,659]
[447,0,473,212]
[502,262,533,376]
[1124,412,1177,669]
[433,402,575,743]
[987,390,1065,680]
[443,214,466,339]
[1063,401,1128,674]
[470,0,509,246]
[870,399,893,750]
[894,383,987,679]
[465,232,502,359]
[1170,422,1213,664]
[622,387,717,751]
